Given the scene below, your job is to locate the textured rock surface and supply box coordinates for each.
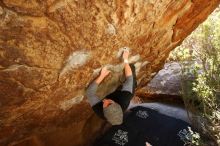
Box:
[146,62,182,95]
[0,0,219,146]
[135,62,184,105]
[134,62,184,105]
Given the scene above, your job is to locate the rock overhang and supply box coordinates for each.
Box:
[0,0,219,146]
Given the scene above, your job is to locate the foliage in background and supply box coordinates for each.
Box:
[169,6,220,146]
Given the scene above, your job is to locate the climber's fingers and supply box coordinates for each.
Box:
[145,142,152,146]
[100,67,111,77]
[122,48,130,60]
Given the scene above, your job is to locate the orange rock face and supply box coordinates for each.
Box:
[0,0,219,146]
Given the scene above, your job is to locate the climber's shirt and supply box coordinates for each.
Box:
[86,64,137,119]
[94,89,133,119]
[86,75,134,119]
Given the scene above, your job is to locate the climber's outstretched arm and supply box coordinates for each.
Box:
[121,50,133,93]
[86,68,110,106]
[122,49,132,77]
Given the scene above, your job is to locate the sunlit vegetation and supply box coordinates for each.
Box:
[168,6,220,146]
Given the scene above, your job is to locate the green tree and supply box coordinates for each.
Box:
[169,6,220,146]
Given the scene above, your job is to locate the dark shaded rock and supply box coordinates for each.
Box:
[147,62,182,96]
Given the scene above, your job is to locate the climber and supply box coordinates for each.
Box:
[86,49,137,125]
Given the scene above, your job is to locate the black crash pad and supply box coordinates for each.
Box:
[94,106,193,146]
